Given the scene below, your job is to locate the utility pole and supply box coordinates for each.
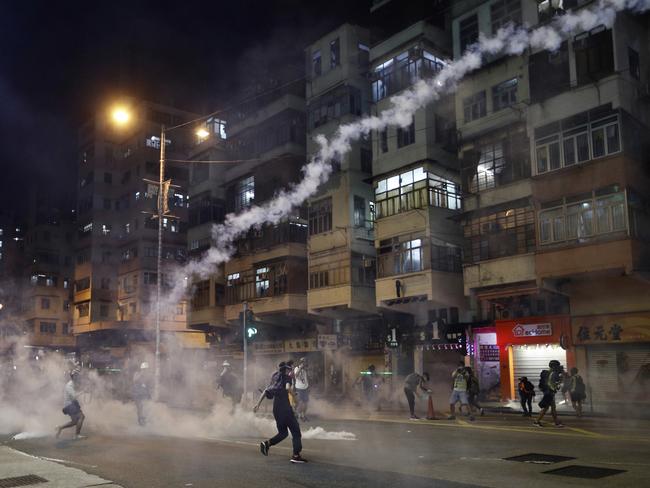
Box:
[154,125,165,401]
[242,301,248,406]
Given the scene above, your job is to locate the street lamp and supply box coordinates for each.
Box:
[111,106,212,401]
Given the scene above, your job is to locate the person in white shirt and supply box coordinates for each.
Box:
[56,370,85,439]
[294,357,310,421]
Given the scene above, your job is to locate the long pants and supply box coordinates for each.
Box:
[269,412,302,455]
[469,393,481,411]
[520,395,532,414]
[404,388,416,415]
[135,399,147,425]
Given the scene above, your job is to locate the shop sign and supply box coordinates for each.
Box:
[512,323,552,337]
[284,338,318,353]
[573,313,650,344]
[317,334,338,350]
[479,344,499,362]
[252,341,285,355]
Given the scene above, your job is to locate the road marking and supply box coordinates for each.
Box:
[566,427,605,437]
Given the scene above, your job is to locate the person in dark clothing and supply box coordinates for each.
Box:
[254,362,307,464]
[466,367,484,416]
[403,372,431,419]
[534,360,565,428]
[132,362,153,426]
[517,376,535,416]
[217,361,242,412]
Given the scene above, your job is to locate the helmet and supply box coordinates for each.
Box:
[222,360,231,367]
[299,357,306,364]
[70,368,81,379]
[140,362,149,369]
[549,360,561,369]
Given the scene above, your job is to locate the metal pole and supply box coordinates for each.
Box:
[154,125,165,401]
[243,301,248,406]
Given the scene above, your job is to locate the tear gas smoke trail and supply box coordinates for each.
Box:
[159,0,650,306]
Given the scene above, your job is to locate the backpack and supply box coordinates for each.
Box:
[539,370,549,392]
[573,375,586,395]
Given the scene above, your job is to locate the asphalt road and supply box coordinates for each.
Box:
[4,412,650,488]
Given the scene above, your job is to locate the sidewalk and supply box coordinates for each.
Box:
[0,446,122,488]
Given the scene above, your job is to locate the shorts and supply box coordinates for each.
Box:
[570,392,586,402]
[449,390,469,405]
[538,393,556,409]
[296,388,309,403]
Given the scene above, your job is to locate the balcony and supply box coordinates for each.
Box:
[375,269,464,308]
[463,253,537,296]
[236,221,307,256]
[308,284,376,317]
[225,294,307,322]
[188,306,226,329]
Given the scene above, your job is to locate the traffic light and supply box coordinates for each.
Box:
[242,309,258,341]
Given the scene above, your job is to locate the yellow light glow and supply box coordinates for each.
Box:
[111,107,131,125]
[196,128,210,139]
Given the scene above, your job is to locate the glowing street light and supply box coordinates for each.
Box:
[111,106,131,126]
[196,127,210,140]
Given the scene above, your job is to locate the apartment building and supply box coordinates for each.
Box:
[369,0,468,378]
[0,211,25,353]
[21,196,76,351]
[304,24,381,392]
[74,99,208,367]
[452,0,650,411]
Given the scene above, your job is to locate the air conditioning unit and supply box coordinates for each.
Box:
[362,258,375,268]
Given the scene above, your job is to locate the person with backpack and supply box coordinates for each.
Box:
[466,367,484,416]
[217,360,243,412]
[254,362,307,464]
[55,369,86,439]
[448,362,474,421]
[533,360,564,428]
[567,367,586,417]
[517,376,535,417]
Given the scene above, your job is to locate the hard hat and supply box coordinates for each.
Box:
[140,362,149,369]
[222,360,231,367]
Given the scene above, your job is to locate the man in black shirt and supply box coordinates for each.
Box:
[254,362,307,464]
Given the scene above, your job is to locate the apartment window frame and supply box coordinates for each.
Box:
[628,46,640,80]
[308,197,333,235]
[539,187,627,245]
[459,14,479,53]
[490,0,522,34]
[492,78,518,112]
[535,112,621,175]
[396,120,415,148]
[312,50,322,77]
[573,26,614,86]
[192,280,210,310]
[463,91,487,123]
[378,236,423,277]
[255,267,270,298]
[39,322,56,334]
[330,38,340,68]
[233,175,255,212]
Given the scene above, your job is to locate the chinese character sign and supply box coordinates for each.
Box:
[573,314,650,344]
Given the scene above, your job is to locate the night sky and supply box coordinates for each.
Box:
[0,0,371,218]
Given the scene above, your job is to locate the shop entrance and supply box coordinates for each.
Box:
[511,344,567,397]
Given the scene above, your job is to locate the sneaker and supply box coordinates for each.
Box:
[480,408,485,416]
[290,454,308,464]
[555,423,564,428]
[447,415,456,420]
[260,441,269,456]
[74,435,87,440]
[409,415,420,420]
[469,416,475,421]
[533,420,543,428]
[55,427,62,439]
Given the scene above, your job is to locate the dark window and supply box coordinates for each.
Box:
[192,280,210,310]
[459,14,479,53]
[463,91,487,122]
[354,196,366,227]
[360,147,372,173]
[380,129,388,153]
[463,204,536,264]
[40,322,56,334]
[330,38,340,68]
[76,302,89,317]
[75,277,90,292]
[629,47,640,80]
[397,120,415,148]
[41,298,50,309]
[529,42,570,102]
[492,78,518,111]
[574,27,614,85]
[490,0,521,34]
[312,50,322,77]
[309,197,332,235]
[309,271,330,289]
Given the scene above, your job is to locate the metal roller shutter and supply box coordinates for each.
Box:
[512,344,567,390]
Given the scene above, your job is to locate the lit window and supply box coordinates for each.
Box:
[256,267,270,297]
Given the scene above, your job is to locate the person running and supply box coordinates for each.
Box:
[466,367,484,416]
[217,360,242,412]
[56,370,85,439]
[567,367,586,417]
[254,362,307,464]
[448,362,474,421]
[517,376,535,417]
[294,357,310,421]
[132,362,152,426]
[403,372,431,419]
[533,360,564,428]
